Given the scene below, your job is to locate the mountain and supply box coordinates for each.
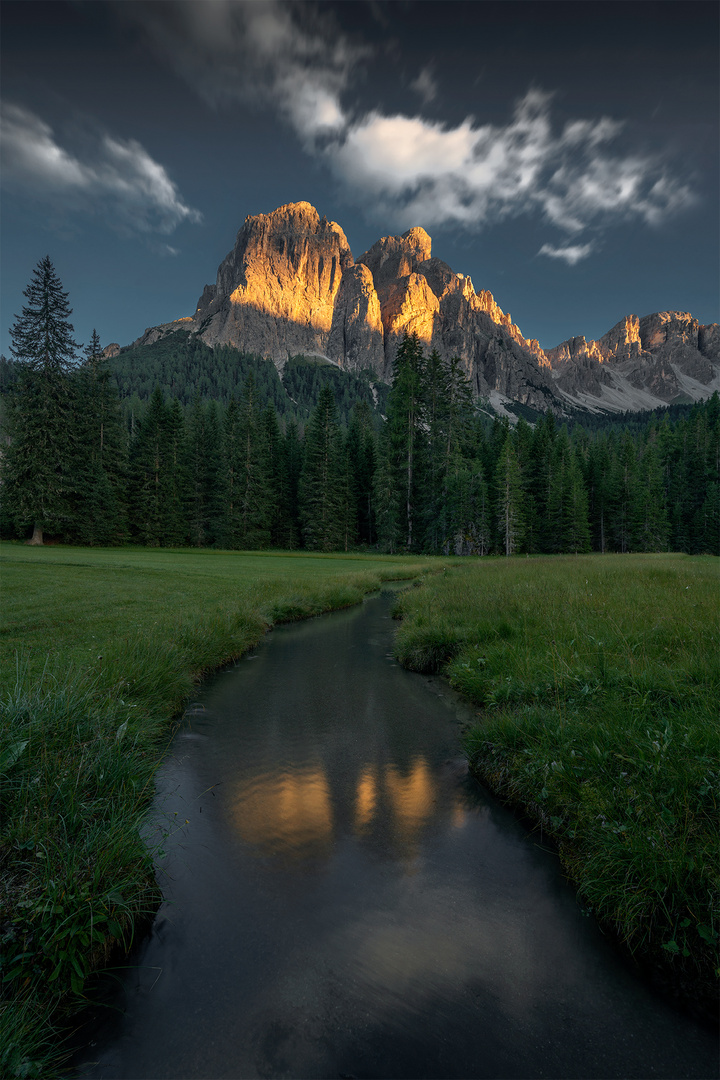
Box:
[132,201,719,415]
[547,312,720,413]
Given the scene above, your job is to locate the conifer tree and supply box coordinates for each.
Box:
[261,404,298,548]
[495,434,524,556]
[299,384,345,551]
[422,348,449,552]
[3,257,80,543]
[73,330,128,545]
[609,433,638,552]
[546,430,590,553]
[586,436,612,553]
[282,418,303,549]
[127,386,173,546]
[187,395,220,546]
[373,423,402,553]
[346,400,377,546]
[386,332,427,550]
[220,374,272,548]
[164,397,189,546]
[633,440,669,551]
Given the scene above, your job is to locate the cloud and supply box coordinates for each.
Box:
[117,0,366,144]
[116,1,695,251]
[538,242,594,266]
[327,90,694,236]
[410,65,438,106]
[0,102,201,235]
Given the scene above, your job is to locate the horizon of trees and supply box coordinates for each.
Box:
[1,260,718,556]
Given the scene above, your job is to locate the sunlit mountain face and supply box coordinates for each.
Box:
[1,1,717,360]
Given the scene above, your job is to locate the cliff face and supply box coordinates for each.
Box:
[132,201,719,414]
[194,202,354,361]
[181,204,558,408]
[547,311,720,412]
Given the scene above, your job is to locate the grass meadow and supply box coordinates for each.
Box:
[0,544,437,1077]
[393,553,719,1018]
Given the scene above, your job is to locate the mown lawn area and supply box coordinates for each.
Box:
[0,543,438,1077]
[394,553,719,1019]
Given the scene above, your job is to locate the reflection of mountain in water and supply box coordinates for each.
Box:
[230,756,465,863]
[231,767,334,860]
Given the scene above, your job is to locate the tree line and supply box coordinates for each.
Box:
[2,258,718,555]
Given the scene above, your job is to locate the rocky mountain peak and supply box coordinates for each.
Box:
[132,201,718,415]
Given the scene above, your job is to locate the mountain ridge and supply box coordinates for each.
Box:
[130,201,719,415]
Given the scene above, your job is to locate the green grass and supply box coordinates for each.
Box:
[394,553,719,1016]
[0,543,439,1078]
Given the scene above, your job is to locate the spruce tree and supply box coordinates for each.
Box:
[347,400,377,546]
[386,333,427,550]
[261,404,295,548]
[608,433,638,552]
[546,430,590,553]
[373,423,402,553]
[164,397,189,546]
[127,387,173,546]
[73,330,128,545]
[633,440,669,551]
[495,434,524,556]
[3,257,80,543]
[220,374,272,549]
[299,384,345,551]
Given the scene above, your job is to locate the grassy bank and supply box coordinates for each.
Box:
[0,544,437,1078]
[394,553,719,1018]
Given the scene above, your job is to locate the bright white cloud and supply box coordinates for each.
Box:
[327,90,694,237]
[115,0,695,254]
[0,102,201,235]
[538,242,594,265]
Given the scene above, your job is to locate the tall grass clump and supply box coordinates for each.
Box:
[0,545,437,1075]
[0,664,163,1079]
[394,553,719,1016]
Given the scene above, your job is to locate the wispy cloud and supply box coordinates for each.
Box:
[117,0,695,256]
[117,0,366,144]
[538,242,594,266]
[410,65,438,106]
[0,102,201,235]
[328,90,694,238]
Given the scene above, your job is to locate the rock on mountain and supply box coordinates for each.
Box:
[547,311,720,413]
[132,201,719,414]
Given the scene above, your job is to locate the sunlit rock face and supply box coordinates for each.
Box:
[194,201,354,361]
[187,204,556,406]
[356,225,555,404]
[133,200,719,413]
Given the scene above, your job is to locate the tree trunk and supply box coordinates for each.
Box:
[27,522,44,545]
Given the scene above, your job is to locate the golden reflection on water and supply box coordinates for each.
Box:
[384,758,434,839]
[231,767,333,859]
[232,757,455,861]
[355,765,377,831]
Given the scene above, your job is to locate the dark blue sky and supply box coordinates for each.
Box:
[2,0,717,356]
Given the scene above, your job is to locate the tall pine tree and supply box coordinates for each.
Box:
[3,257,80,543]
[299,384,346,551]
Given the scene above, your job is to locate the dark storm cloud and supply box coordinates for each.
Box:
[0,101,202,237]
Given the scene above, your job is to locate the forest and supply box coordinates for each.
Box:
[1,259,718,556]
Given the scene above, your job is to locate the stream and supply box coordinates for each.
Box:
[73,590,718,1079]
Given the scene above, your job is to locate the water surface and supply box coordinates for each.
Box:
[74,592,718,1079]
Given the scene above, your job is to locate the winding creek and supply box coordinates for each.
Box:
[73,590,718,1079]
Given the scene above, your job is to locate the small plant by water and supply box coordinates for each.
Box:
[393,553,719,1019]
